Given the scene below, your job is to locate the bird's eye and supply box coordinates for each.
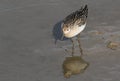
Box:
[63,29,66,31]
[67,29,69,31]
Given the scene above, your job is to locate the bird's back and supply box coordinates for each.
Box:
[63,5,88,25]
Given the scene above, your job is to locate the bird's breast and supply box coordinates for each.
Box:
[64,24,86,38]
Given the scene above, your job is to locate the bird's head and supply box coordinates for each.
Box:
[62,23,71,34]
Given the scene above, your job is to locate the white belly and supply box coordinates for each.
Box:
[64,24,86,38]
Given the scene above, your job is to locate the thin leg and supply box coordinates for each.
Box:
[77,34,83,56]
[71,38,74,56]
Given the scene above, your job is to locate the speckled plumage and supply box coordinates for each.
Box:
[62,5,88,38]
[63,5,88,27]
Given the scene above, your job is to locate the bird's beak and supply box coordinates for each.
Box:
[61,34,64,40]
[61,22,64,40]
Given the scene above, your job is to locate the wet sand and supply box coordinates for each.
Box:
[0,0,120,81]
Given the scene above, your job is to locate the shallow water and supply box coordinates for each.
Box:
[0,0,120,81]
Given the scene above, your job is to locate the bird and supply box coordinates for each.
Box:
[61,5,88,56]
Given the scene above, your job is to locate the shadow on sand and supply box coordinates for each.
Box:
[52,20,69,44]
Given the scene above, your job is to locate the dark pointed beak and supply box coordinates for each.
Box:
[61,34,64,40]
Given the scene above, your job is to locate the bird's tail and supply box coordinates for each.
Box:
[81,5,88,18]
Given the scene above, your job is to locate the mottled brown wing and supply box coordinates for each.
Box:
[63,5,88,26]
[77,5,88,26]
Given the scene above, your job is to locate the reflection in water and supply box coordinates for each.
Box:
[63,56,89,78]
